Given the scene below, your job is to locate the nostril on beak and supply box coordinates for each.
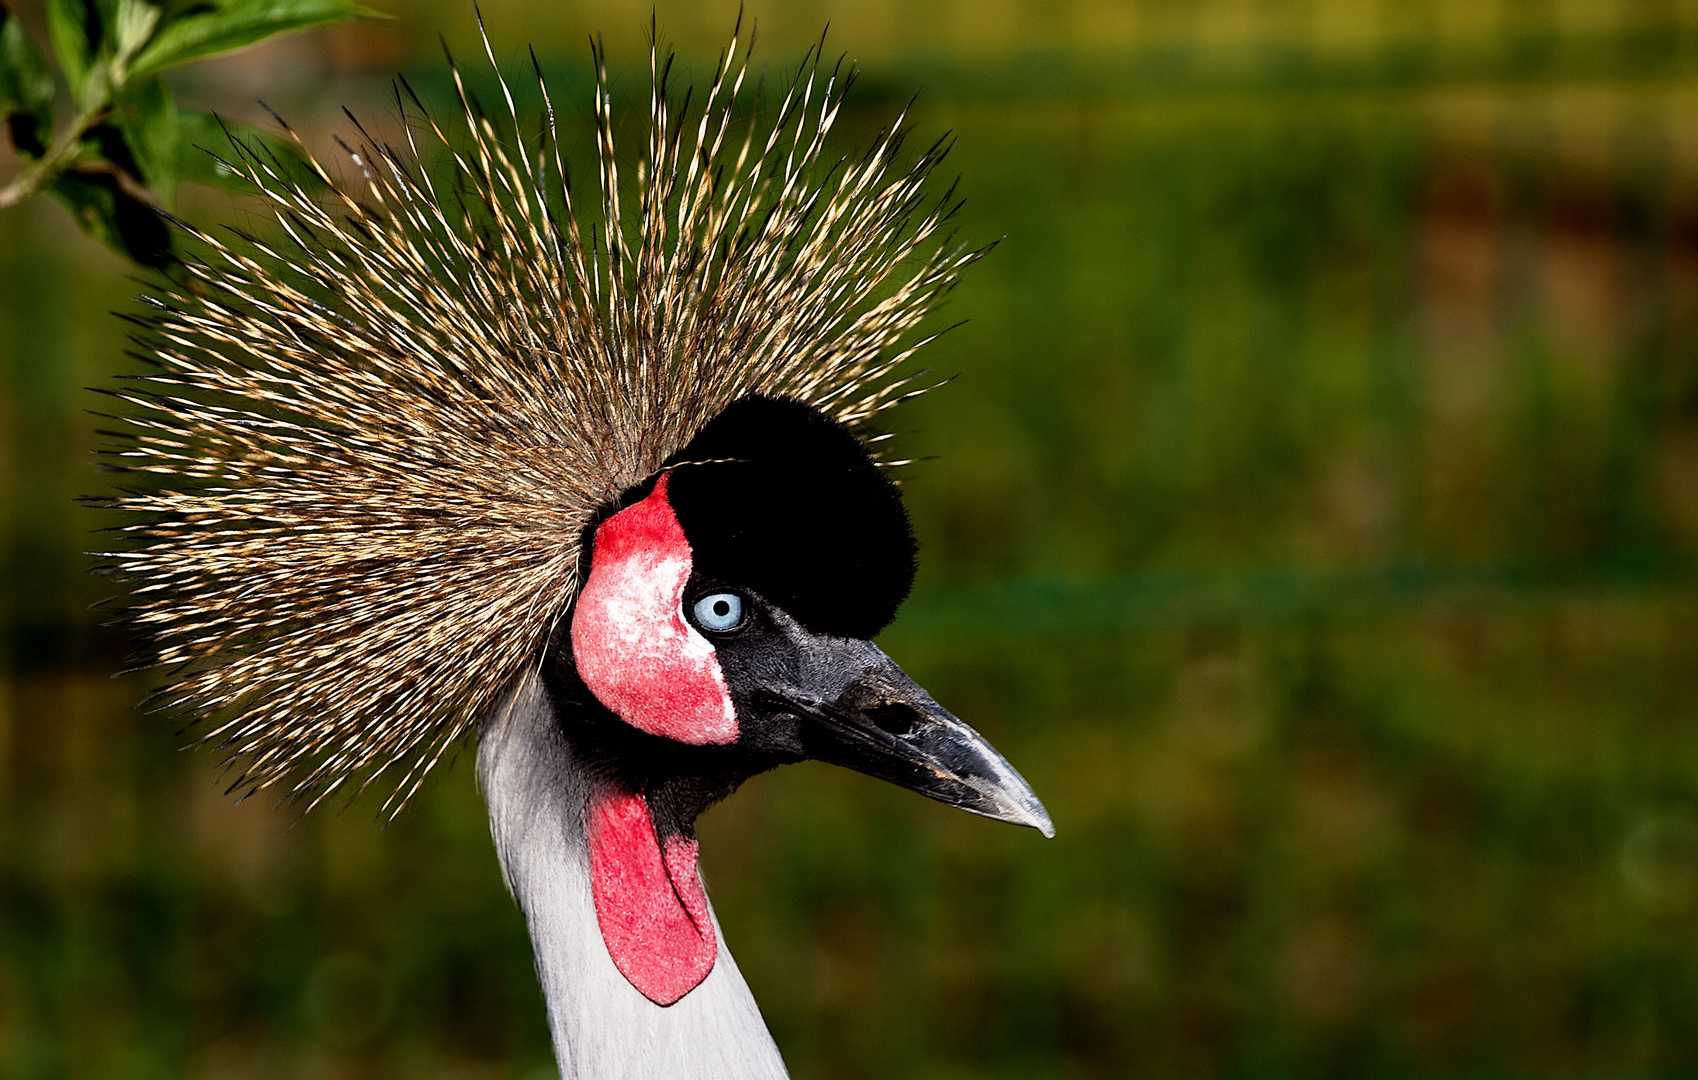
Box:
[863,704,922,739]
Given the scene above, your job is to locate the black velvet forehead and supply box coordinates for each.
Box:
[662,395,917,640]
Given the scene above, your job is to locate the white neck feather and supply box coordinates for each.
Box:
[477,674,789,1080]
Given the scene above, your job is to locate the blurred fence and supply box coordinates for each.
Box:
[9,1,1698,1077]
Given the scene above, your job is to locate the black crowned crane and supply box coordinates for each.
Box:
[104,22,1050,1078]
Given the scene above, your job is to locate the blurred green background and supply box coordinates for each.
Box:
[9,0,1698,1076]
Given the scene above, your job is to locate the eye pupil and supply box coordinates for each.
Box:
[692,592,744,632]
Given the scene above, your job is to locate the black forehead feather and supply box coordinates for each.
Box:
[663,395,917,640]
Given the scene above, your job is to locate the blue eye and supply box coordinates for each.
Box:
[692,592,744,632]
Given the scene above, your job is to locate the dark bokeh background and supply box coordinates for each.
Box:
[8,0,1698,1076]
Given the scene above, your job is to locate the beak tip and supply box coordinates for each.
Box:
[1033,809,1055,839]
[1013,797,1054,838]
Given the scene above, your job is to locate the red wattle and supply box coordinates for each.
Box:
[571,472,737,745]
[589,789,717,1006]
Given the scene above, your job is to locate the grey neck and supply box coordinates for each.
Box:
[477,673,789,1080]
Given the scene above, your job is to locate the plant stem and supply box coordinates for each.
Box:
[0,102,109,210]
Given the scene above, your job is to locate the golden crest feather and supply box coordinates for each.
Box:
[104,17,978,814]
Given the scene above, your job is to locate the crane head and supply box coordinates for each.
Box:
[553,394,1051,1005]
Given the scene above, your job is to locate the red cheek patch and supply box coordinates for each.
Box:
[571,472,737,744]
[589,789,717,1005]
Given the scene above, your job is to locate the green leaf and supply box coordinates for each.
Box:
[112,74,176,199]
[173,109,253,191]
[129,0,381,79]
[175,109,326,194]
[44,0,105,92]
[47,167,173,267]
[0,5,58,157]
[110,0,160,78]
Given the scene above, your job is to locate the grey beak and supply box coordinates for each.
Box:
[767,640,1054,837]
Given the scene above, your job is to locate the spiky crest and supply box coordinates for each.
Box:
[102,19,979,815]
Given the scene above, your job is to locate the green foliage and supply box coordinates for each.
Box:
[110,74,175,198]
[43,0,102,96]
[129,0,382,79]
[0,7,53,152]
[47,162,169,264]
[0,0,374,264]
[173,108,267,191]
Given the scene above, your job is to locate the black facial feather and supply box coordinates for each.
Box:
[543,393,917,825]
[664,395,918,641]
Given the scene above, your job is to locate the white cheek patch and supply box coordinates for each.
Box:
[570,473,738,745]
